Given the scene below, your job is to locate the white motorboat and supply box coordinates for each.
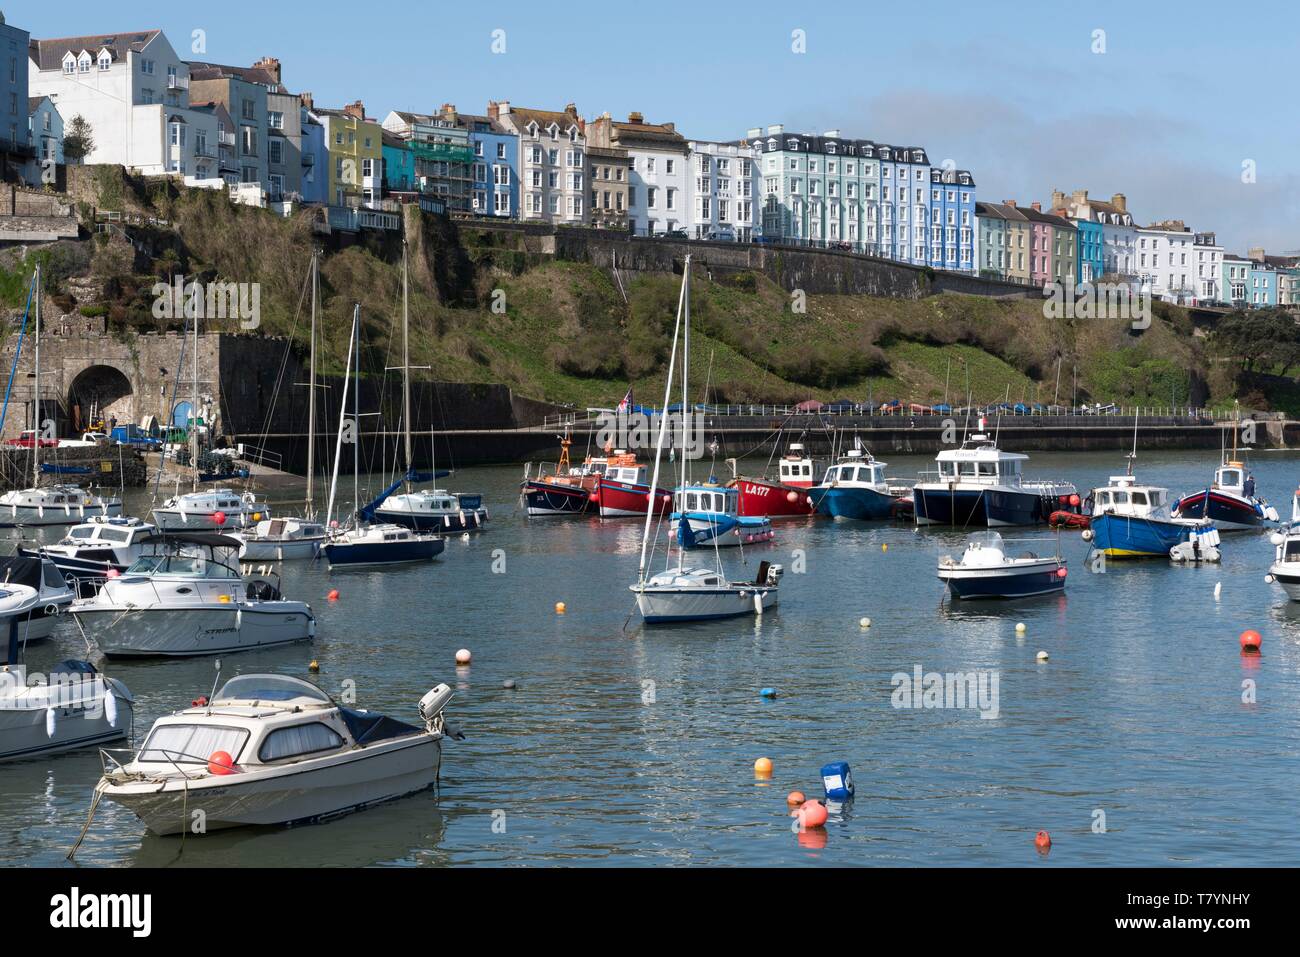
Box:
[94,673,454,834]
[0,555,74,641]
[0,584,133,762]
[152,488,270,531]
[70,533,314,658]
[937,531,1067,599]
[1267,489,1300,599]
[234,517,327,561]
[629,255,781,623]
[21,515,158,592]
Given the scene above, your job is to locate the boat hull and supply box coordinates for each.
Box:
[324,536,445,567]
[811,486,896,520]
[729,478,815,518]
[521,480,591,516]
[672,516,774,548]
[914,486,1064,527]
[1269,564,1300,600]
[73,603,315,658]
[596,479,672,518]
[1172,490,1263,531]
[634,585,778,623]
[238,537,324,561]
[0,681,132,762]
[371,506,488,533]
[101,734,440,835]
[938,559,1066,599]
[1089,514,1192,557]
[0,501,122,527]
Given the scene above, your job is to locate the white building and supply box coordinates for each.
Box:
[588,111,689,236]
[489,101,587,225]
[28,30,217,179]
[686,139,761,242]
[1136,220,1214,304]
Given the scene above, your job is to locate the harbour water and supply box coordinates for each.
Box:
[2,448,1298,867]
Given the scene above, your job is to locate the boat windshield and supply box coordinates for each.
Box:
[124,555,232,578]
[966,531,1005,551]
[214,674,333,704]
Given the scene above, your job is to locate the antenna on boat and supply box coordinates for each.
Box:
[208,657,223,710]
[960,360,972,443]
[1126,410,1138,476]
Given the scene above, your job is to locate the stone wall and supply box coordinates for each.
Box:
[0,442,148,491]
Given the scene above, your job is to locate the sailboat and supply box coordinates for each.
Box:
[0,264,123,527]
[365,242,487,534]
[630,256,782,623]
[235,252,328,560]
[322,305,445,567]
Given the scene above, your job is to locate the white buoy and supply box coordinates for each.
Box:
[1015,622,1027,633]
[859,617,872,629]
[1036,650,1049,662]
[455,648,472,665]
[1214,581,1222,601]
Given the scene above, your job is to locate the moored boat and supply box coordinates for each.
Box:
[1086,474,1213,558]
[1266,489,1300,599]
[671,482,774,548]
[728,443,819,518]
[937,531,1067,599]
[1172,460,1277,531]
[152,487,270,531]
[20,515,158,592]
[595,456,673,518]
[520,433,609,516]
[809,447,907,520]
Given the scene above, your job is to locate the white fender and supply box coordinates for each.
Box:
[104,688,118,727]
[45,706,56,738]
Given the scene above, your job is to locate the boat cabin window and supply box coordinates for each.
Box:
[126,555,228,578]
[43,563,65,589]
[216,674,332,704]
[1150,490,1165,507]
[99,528,129,544]
[939,462,957,479]
[976,462,997,477]
[1285,540,1300,562]
[959,462,978,477]
[1130,491,1148,506]
[1220,469,1241,487]
[69,527,95,540]
[703,577,719,585]
[1112,491,1129,504]
[1096,491,1109,506]
[219,499,240,509]
[258,722,345,762]
[140,724,249,764]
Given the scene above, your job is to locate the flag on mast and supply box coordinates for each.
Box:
[616,387,633,414]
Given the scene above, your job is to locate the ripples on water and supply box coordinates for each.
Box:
[2,449,1298,867]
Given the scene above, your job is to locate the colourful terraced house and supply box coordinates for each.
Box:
[317,100,383,208]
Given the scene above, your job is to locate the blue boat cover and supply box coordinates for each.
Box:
[339,707,421,745]
[357,469,452,521]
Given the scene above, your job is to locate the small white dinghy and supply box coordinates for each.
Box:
[1169,525,1221,563]
[94,673,456,835]
[0,584,134,762]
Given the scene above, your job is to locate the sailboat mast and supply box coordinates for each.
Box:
[190,289,199,491]
[402,241,413,486]
[636,255,689,583]
[353,304,361,523]
[306,251,318,518]
[325,305,356,529]
[679,260,690,573]
[32,264,40,487]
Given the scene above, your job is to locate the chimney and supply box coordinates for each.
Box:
[628,111,644,124]
[440,103,456,117]
[1248,246,1266,263]
[299,91,314,111]
[1051,189,1066,210]
[1003,199,1016,207]
[747,127,762,138]
[663,121,674,132]
[343,100,365,120]
[1031,201,1041,212]
[767,124,784,135]
[564,102,578,117]
[1110,193,1127,212]
[1072,188,1087,205]
[252,56,282,84]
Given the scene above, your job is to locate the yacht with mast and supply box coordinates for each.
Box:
[0,264,122,527]
[366,243,487,534]
[630,256,782,623]
[321,305,445,567]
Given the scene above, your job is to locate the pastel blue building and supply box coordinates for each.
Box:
[27,94,62,171]
[1074,217,1104,283]
[1248,264,1278,306]
[0,11,31,172]
[928,167,976,273]
[381,130,414,193]
[299,106,328,205]
[463,112,518,218]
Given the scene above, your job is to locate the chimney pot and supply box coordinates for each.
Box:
[1003,199,1016,207]
[1031,201,1041,212]
[628,111,644,124]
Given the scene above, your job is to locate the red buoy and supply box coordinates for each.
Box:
[1240,630,1262,653]
[208,750,237,775]
[1056,566,1068,579]
[798,800,828,829]
[191,695,208,707]
[327,589,340,602]
[1069,493,1081,507]
[212,510,227,526]
[1034,830,1051,851]
[786,491,798,504]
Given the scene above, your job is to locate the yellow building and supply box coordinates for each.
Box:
[316,100,383,207]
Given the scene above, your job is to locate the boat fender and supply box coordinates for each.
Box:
[104,690,118,727]
[45,707,56,738]
[754,592,764,616]
[1081,529,1094,542]
[43,604,59,617]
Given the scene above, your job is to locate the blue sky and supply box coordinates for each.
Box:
[23,0,1300,251]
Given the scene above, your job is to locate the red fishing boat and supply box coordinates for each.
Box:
[728,443,820,518]
[592,451,673,518]
[520,434,610,516]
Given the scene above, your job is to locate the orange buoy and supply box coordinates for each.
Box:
[208,750,237,775]
[327,589,340,602]
[1034,830,1051,851]
[555,601,566,614]
[798,800,828,828]
[1240,630,1262,652]
[786,490,798,503]
[1069,493,1080,507]
[787,790,806,807]
[754,757,773,776]
[1056,566,1067,579]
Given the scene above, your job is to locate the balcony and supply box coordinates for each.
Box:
[302,152,315,167]
[168,74,190,90]
[218,130,236,147]
[0,136,36,159]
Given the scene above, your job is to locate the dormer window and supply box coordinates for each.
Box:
[547,123,558,140]
[78,52,92,74]
[62,53,76,75]
[98,49,112,71]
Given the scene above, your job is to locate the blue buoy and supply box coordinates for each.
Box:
[759,687,777,698]
[821,761,854,800]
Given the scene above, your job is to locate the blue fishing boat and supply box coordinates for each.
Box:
[1086,474,1210,558]
[671,482,774,549]
[809,447,906,520]
[937,531,1067,599]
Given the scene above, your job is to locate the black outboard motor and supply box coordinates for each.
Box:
[245,579,282,601]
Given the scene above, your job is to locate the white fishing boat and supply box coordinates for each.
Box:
[0,585,133,762]
[937,531,1067,599]
[0,555,74,641]
[0,266,122,527]
[235,517,327,561]
[21,515,158,592]
[94,673,454,834]
[70,533,314,658]
[152,487,270,531]
[1266,489,1300,600]
[630,255,781,623]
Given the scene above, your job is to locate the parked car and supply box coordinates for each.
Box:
[663,229,689,240]
[57,432,110,448]
[705,227,736,242]
[5,430,58,449]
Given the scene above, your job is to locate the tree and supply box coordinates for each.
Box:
[1211,307,1300,375]
[62,114,95,164]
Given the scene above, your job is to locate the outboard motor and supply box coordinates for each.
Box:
[419,683,457,735]
[765,563,784,587]
[245,579,282,601]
